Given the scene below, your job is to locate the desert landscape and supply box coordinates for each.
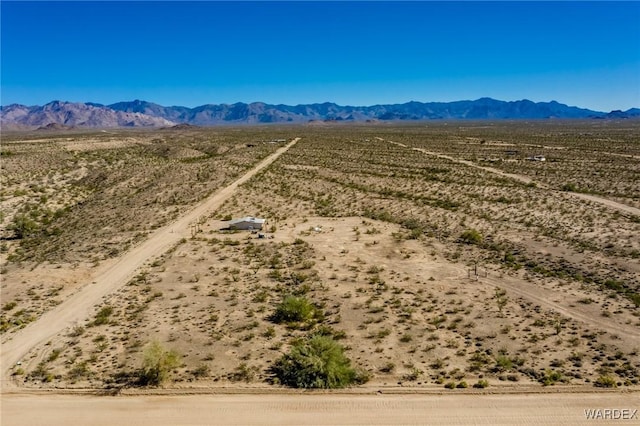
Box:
[1,121,639,424]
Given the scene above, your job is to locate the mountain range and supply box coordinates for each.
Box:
[2,98,639,130]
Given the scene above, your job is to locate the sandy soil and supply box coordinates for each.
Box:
[63,137,150,152]
[2,391,638,425]
[479,272,640,339]
[381,137,640,216]
[0,138,300,388]
[2,128,639,426]
[284,217,638,339]
[569,193,640,216]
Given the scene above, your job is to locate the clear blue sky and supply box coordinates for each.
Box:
[2,1,639,111]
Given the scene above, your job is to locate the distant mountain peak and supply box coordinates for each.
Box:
[2,101,175,129]
[2,98,635,129]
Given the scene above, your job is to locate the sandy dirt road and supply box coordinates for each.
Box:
[380,137,640,339]
[569,192,640,216]
[382,138,640,216]
[0,138,300,388]
[2,391,638,425]
[480,274,640,339]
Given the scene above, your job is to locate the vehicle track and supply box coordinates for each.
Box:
[380,137,640,339]
[381,137,640,216]
[3,392,638,425]
[480,274,640,339]
[0,138,300,389]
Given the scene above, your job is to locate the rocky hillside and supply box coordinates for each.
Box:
[0,101,174,130]
[2,98,636,129]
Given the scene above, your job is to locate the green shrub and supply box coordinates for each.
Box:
[494,355,513,372]
[8,214,40,239]
[262,326,276,339]
[430,359,445,369]
[68,325,85,337]
[271,335,366,389]
[379,362,395,373]
[271,295,317,324]
[90,306,114,326]
[399,333,413,343]
[594,375,617,388]
[473,379,489,388]
[459,229,482,245]
[28,361,54,383]
[191,364,210,378]
[228,362,258,383]
[3,301,17,311]
[403,368,422,381]
[540,369,565,386]
[315,325,347,340]
[67,362,92,381]
[137,340,181,386]
[47,348,62,362]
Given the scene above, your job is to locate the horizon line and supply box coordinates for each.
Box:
[3,97,638,112]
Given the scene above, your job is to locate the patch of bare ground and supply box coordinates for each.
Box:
[1,129,297,335]
[2,123,639,398]
[3,392,640,425]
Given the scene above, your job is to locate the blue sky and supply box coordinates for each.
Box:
[2,1,639,111]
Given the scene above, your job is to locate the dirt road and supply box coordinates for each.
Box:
[2,391,637,425]
[0,138,300,388]
[383,138,640,216]
[568,192,640,216]
[380,137,640,339]
[480,274,640,339]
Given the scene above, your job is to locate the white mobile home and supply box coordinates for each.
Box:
[227,217,266,230]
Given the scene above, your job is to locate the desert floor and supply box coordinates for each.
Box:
[1,123,639,425]
[2,391,639,426]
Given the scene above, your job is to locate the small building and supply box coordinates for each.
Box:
[227,217,266,231]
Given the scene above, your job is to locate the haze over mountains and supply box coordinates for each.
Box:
[2,98,639,130]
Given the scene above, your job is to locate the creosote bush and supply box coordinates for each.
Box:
[459,229,483,245]
[89,306,114,327]
[594,375,617,388]
[270,295,317,324]
[271,335,367,388]
[137,340,181,386]
[8,214,39,239]
[473,379,489,388]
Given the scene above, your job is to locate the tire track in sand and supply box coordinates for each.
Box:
[379,137,640,339]
[3,392,639,425]
[381,137,640,216]
[481,274,640,339]
[1,138,300,388]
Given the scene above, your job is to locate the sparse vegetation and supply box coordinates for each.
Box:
[271,295,318,325]
[271,335,366,388]
[3,123,639,393]
[594,375,617,388]
[137,340,181,386]
[89,306,114,327]
[459,229,483,245]
[473,379,489,388]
